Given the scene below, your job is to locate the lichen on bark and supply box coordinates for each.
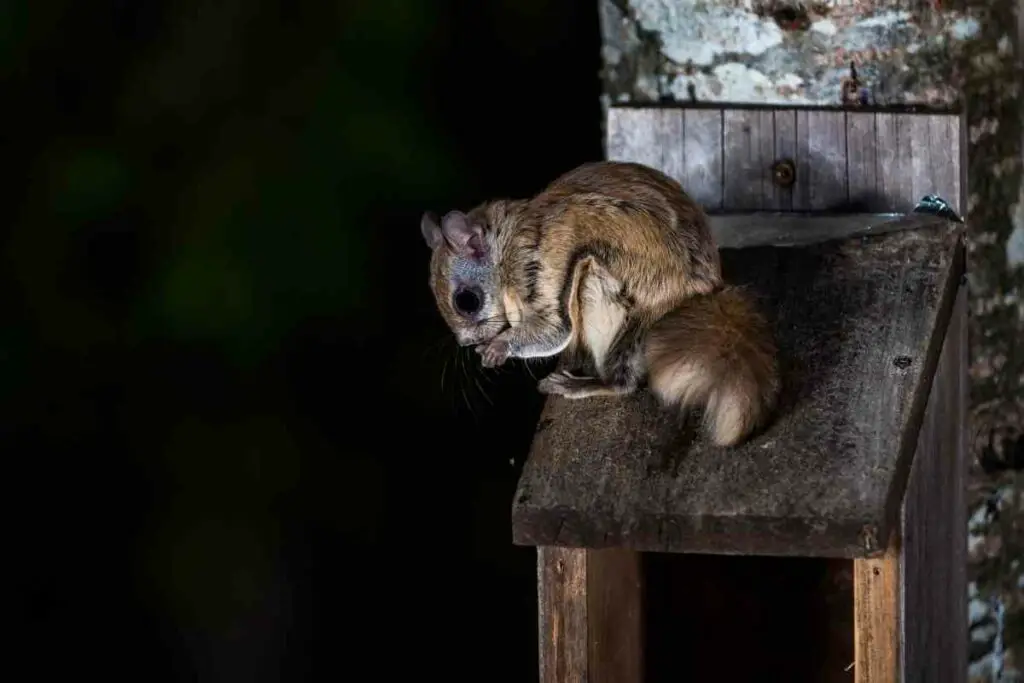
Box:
[601,0,987,105]
[961,0,1024,677]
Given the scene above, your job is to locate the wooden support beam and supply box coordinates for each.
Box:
[900,285,969,680]
[852,285,967,682]
[854,535,901,682]
[538,547,643,683]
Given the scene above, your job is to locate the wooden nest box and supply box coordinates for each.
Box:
[511,105,968,683]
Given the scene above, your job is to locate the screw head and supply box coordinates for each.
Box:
[771,159,796,188]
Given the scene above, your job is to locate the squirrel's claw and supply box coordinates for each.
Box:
[476,337,510,368]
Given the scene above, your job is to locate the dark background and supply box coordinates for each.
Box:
[8,1,602,679]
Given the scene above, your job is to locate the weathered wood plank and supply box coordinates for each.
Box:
[852,285,968,682]
[586,549,643,683]
[908,115,933,216]
[709,212,901,250]
[869,112,965,227]
[604,106,963,215]
[722,109,775,211]
[606,108,685,183]
[846,112,878,210]
[795,110,847,211]
[920,114,962,216]
[773,108,797,212]
[512,214,965,557]
[874,113,908,214]
[853,534,901,683]
[900,285,968,682]
[681,109,723,211]
[538,547,587,683]
[537,547,644,683]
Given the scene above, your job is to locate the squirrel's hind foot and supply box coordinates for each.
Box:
[537,369,635,399]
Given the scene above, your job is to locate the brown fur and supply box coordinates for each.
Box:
[498,161,722,318]
[421,160,780,447]
[646,287,780,447]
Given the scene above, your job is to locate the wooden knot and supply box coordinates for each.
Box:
[771,159,796,188]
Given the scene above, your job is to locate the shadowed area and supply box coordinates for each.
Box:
[6,0,601,680]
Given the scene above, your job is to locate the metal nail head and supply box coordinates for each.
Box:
[772,159,796,188]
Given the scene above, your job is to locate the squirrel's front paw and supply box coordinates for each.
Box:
[476,336,510,368]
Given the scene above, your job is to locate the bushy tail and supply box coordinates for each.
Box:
[644,286,780,448]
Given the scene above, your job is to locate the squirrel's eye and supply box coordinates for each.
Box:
[453,287,482,316]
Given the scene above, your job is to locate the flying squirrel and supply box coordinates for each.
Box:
[420,161,780,448]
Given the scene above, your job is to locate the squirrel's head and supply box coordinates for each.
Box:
[421,208,507,347]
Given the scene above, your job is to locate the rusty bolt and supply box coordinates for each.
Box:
[841,78,862,106]
[771,159,796,188]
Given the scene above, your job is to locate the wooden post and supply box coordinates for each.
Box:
[538,548,643,683]
[854,537,902,681]
[854,284,969,682]
[514,105,968,682]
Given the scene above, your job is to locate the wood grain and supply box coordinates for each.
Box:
[919,114,962,216]
[512,214,965,557]
[537,547,643,683]
[587,549,643,683]
[851,286,968,683]
[606,108,684,184]
[796,110,848,210]
[853,535,901,682]
[875,112,962,213]
[846,112,878,210]
[723,109,776,210]
[899,285,968,682]
[874,112,909,214]
[538,547,587,683]
[682,109,723,210]
[773,108,797,211]
[605,105,963,214]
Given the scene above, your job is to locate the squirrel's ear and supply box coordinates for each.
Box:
[420,211,444,249]
[441,211,486,259]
